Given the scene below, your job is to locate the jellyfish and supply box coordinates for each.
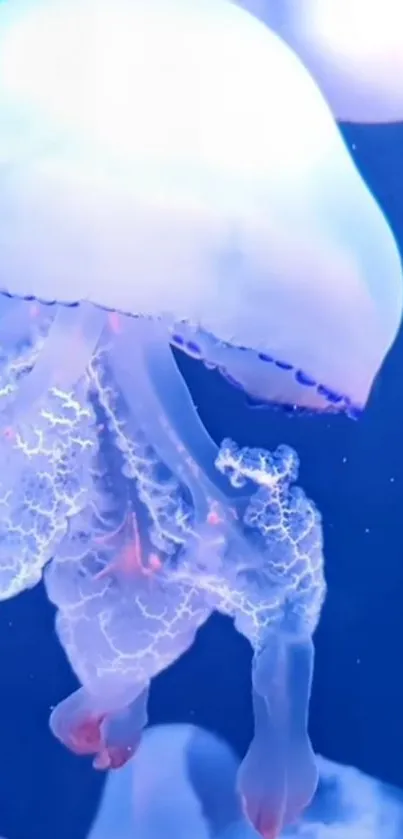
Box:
[282,753,403,838]
[0,0,400,836]
[236,0,403,123]
[88,724,261,839]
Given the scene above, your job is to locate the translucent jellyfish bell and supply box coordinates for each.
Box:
[0,0,401,415]
[242,0,403,124]
[282,754,403,838]
[88,725,260,839]
[88,726,403,839]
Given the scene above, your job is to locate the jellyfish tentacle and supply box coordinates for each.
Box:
[45,463,211,691]
[96,685,149,770]
[0,295,51,354]
[207,439,324,837]
[88,348,195,555]
[46,493,213,768]
[44,349,218,766]
[277,636,318,825]
[3,302,106,418]
[237,635,317,838]
[0,298,54,416]
[158,435,324,837]
[50,683,149,770]
[238,634,288,839]
[0,302,108,599]
[107,316,234,511]
[0,382,97,600]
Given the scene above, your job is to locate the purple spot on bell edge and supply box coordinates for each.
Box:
[295,369,316,387]
[317,384,343,404]
[274,359,293,371]
[172,333,185,346]
[245,394,270,409]
[258,352,273,362]
[186,341,201,355]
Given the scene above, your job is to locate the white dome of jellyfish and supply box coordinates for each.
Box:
[282,754,403,839]
[0,0,400,837]
[237,0,403,124]
[0,0,401,415]
[88,724,261,839]
[87,724,403,839]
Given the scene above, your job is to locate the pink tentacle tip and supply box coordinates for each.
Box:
[64,712,106,757]
[93,738,140,770]
[62,709,140,770]
[241,794,283,839]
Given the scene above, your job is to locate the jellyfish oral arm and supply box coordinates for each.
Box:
[108,316,231,507]
[237,634,317,838]
[49,684,150,771]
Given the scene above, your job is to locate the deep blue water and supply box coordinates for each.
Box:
[0,122,402,839]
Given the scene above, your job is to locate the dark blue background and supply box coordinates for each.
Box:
[0,122,402,839]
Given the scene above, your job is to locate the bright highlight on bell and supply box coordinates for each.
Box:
[238,0,403,124]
